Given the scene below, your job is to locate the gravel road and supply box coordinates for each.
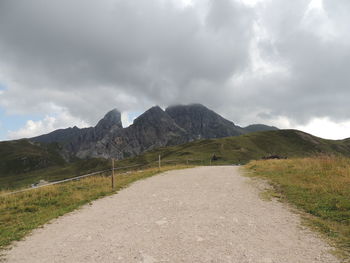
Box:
[4,166,339,262]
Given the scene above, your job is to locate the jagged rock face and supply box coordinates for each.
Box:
[80,106,188,159]
[125,106,188,152]
[32,126,84,144]
[33,109,122,145]
[95,109,122,132]
[32,109,124,159]
[166,104,245,139]
[31,104,279,160]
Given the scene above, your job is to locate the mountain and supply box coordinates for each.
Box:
[72,106,189,159]
[3,129,350,189]
[33,109,123,145]
[31,104,277,160]
[120,106,188,153]
[165,104,245,139]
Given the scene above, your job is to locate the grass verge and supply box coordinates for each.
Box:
[0,165,191,250]
[245,156,350,260]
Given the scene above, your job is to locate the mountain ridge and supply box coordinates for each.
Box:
[30,104,278,160]
[3,129,350,189]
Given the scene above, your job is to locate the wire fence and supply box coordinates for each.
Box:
[0,157,205,197]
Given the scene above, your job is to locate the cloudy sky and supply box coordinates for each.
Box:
[0,0,349,140]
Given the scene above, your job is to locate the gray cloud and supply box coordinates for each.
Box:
[0,0,349,131]
[248,0,350,124]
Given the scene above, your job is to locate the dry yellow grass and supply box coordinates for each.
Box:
[246,156,350,260]
[0,165,191,249]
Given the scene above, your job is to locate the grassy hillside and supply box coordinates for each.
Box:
[0,139,111,189]
[2,129,350,190]
[0,139,65,174]
[246,157,350,260]
[119,129,350,166]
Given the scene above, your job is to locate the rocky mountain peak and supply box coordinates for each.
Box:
[31,104,278,160]
[133,106,168,125]
[95,108,122,130]
[166,103,227,122]
[165,104,243,139]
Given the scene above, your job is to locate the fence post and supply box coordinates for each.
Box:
[112,158,115,190]
[158,155,161,170]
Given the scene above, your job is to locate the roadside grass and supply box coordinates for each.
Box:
[0,165,191,250]
[246,156,350,260]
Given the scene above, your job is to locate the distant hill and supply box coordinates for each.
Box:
[121,129,350,166]
[244,124,279,133]
[0,140,65,175]
[3,129,350,189]
[30,104,278,160]
[0,139,111,189]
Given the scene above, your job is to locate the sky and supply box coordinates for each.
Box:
[0,0,350,140]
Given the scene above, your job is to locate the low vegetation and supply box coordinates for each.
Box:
[3,129,350,190]
[2,135,350,259]
[0,165,190,250]
[246,156,350,259]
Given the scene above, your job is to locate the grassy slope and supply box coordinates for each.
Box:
[0,139,65,174]
[120,129,350,166]
[0,139,111,189]
[246,157,350,260]
[0,165,190,249]
[0,158,112,190]
[2,129,350,189]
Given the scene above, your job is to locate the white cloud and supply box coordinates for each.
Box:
[239,0,265,7]
[1,0,350,140]
[121,112,133,128]
[295,118,350,140]
[7,109,89,139]
[257,115,350,140]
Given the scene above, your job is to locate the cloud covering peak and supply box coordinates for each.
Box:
[0,0,350,139]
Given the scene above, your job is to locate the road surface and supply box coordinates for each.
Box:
[4,166,339,262]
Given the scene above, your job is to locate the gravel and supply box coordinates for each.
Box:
[4,166,339,262]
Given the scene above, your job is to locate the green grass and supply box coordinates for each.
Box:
[0,165,191,250]
[3,129,350,190]
[119,129,350,168]
[246,156,350,260]
[0,140,65,174]
[0,158,111,190]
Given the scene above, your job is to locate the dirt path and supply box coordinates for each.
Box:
[4,166,339,262]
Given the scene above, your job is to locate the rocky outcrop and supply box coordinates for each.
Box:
[165,104,245,139]
[122,106,188,152]
[72,106,188,159]
[95,109,122,134]
[31,104,278,160]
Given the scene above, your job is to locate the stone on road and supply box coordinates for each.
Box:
[4,166,338,262]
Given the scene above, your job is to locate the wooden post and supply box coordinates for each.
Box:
[158,155,161,170]
[111,158,115,190]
